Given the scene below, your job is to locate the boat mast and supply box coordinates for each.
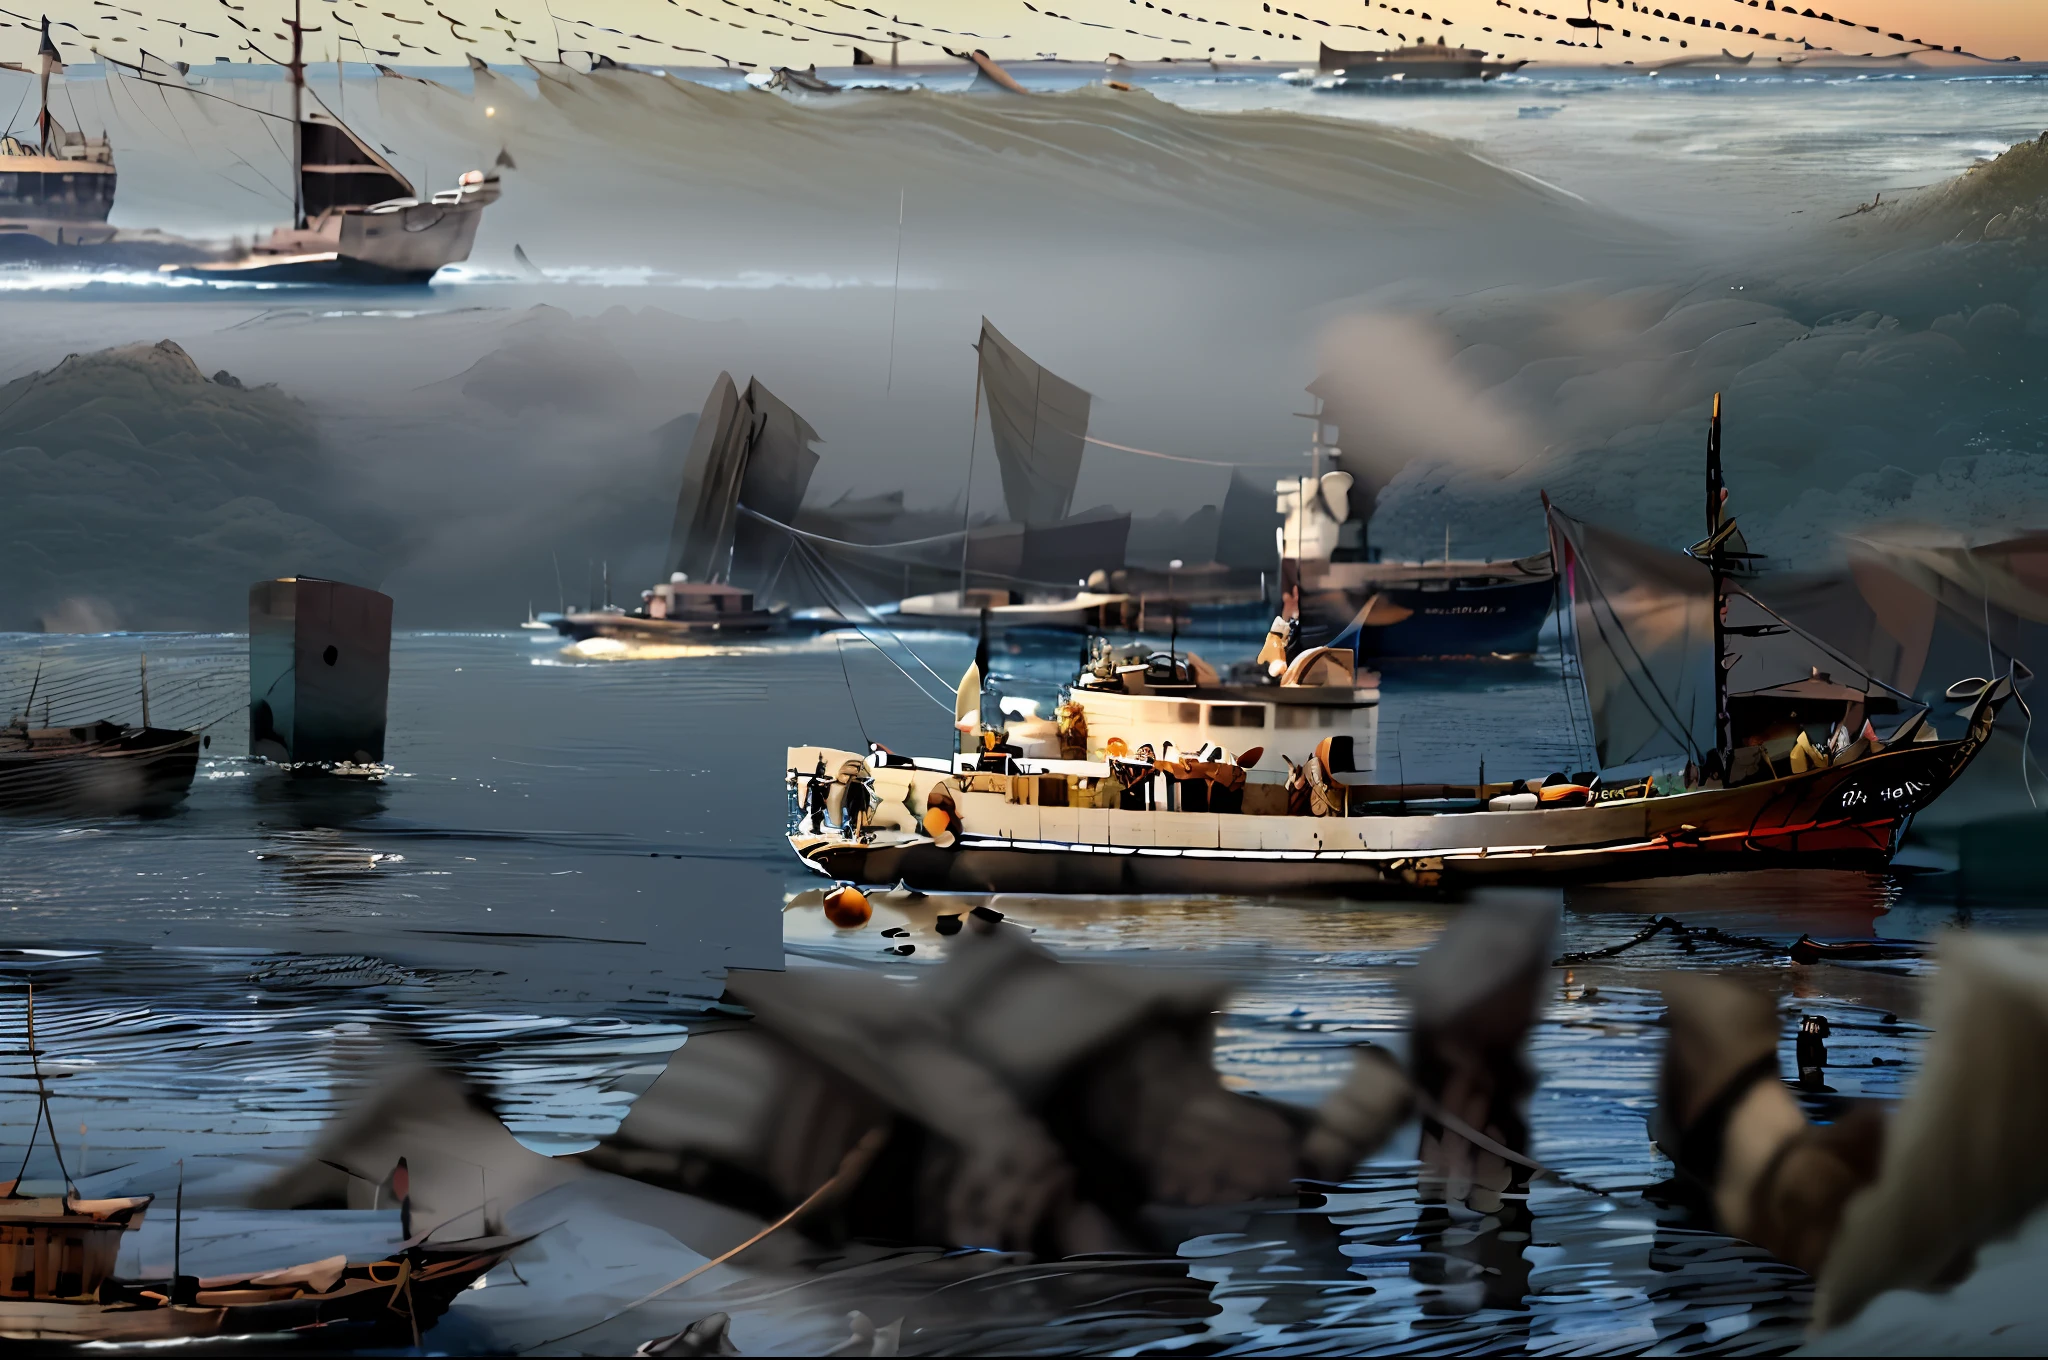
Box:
[285,0,318,231]
[35,15,59,155]
[1705,392,1732,760]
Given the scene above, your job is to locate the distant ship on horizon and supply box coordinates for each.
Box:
[0,18,120,254]
[171,1,499,284]
[1286,39,1531,86]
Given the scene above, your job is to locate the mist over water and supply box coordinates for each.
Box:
[2,64,2047,1351]
[5,62,2043,627]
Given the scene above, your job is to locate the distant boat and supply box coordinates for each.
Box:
[0,19,118,255]
[785,397,2014,895]
[795,586,1130,635]
[0,719,201,814]
[553,372,821,643]
[1288,378,1558,660]
[519,602,555,632]
[172,3,498,283]
[1284,40,1529,87]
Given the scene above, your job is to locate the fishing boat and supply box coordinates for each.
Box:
[1,656,201,814]
[0,22,113,251]
[1283,40,1529,87]
[0,984,513,1344]
[168,2,497,283]
[554,372,819,644]
[784,397,2016,894]
[0,721,201,814]
[1281,382,1557,661]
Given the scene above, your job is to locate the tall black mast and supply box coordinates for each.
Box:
[285,0,318,230]
[1705,392,1732,760]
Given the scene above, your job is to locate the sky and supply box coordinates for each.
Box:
[8,0,2044,72]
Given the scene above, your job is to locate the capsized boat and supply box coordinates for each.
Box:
[171,4,497,283]
[785,397,2016,894]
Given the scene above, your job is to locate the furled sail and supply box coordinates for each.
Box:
[666,373,822,590]
[300,111,415,216]
[727,378,822,591]
[977,318,1090,528]
[1547,506,1717,770]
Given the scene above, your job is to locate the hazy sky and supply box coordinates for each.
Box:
[12,0,2044,71]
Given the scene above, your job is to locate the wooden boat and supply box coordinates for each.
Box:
[166,3,496,284]
[784,397,2016,894]
[0,986,511,1344]
[552,582,781,641]
[0,721,201,814]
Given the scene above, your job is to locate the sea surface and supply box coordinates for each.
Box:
[1,627,2030,1353]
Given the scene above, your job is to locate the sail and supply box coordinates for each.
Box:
[1548,507,1717,770]
[977,318,1090,528]
[666,374,823,590]
[727,377,822,592]
[667,373,752,585]
[300,112,414,216]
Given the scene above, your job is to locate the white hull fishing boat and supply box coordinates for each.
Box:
[786,398,2017,895]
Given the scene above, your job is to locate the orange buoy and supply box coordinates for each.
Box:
[822,882,872,928]
[922,807,953,839]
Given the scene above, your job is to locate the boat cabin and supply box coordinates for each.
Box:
[643,578,757,620]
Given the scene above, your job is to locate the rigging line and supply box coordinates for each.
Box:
[2,79,26,139]
[1583,595,1705,766]
[113,70,295,121]
[790,545,948,712]
[1549,517,1707,759]
[735,507,1106,594]
[1728,586,1923,709]
[834,634,872,749]
[1556,532,1706,763]
[524,1126,891,1352]
[733,504,967,552]
[1082,435,1295,469]
[792,537,953,698]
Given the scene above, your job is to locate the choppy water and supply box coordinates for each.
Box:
[0,628,2030,1353]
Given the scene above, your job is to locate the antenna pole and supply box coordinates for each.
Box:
[139,650,150,728]
[957,359,982,603]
